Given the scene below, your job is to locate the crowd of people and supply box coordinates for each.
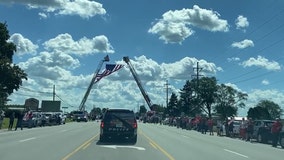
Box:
[156,115,283,148]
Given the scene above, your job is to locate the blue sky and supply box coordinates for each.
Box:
[1,0,284,117]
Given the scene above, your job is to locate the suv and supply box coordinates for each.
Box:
[252,120,275,143]
[72,111,88,122]
[100,108,137,144]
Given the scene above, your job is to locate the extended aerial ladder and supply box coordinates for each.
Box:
[123,56,153,111]
[78,55,109,111]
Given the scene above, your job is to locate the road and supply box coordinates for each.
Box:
[0,121,283,160]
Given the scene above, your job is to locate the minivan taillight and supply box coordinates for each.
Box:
[100,121,104,128]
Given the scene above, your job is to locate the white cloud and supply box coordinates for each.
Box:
[8,33,38,56]
[43,33,114,55]
[231,39,254,49]
[246,89,284,109]
[227,57,240,62]
[262,79,270,85]
[18,50,80,82]
[0,0,106,19]
[10,54,222,111]
[235,15,249,31]
[149,5,229,44]
[241,55,281,71]
[160,57,221,79]
[38,12,48,19]
[148,21,194,44]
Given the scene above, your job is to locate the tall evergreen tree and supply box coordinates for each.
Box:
[179,80,202,117]
[166,93,179,116]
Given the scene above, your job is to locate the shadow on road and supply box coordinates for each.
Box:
[96,138,136,146]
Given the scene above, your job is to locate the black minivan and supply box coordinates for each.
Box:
[100,108,137,144]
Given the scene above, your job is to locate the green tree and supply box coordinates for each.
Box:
[166,93,179,116]
[179,80,202,117]
[0,22,27,105]
[90,106,102,116]
[139,105,147,115]
[247,106,270,120]
[193,77,218,118]
[215,84,248,120]
[248,100,283,120]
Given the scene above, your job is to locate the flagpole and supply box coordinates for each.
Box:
[78,55,109,111]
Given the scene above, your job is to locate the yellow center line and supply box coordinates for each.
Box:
[83,142,91,150]
[149,142,158,149]
[61,133,99,160]
[140,130,175,160]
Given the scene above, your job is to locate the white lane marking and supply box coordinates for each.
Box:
[182,135,189,138]
[19,137,36,142]
[224,149,249,158]
[101,145,146,150]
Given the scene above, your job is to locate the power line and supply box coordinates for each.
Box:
[55,94,76,108]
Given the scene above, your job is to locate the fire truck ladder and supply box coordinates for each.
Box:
[123,56,153,111]
[78,55,109,111]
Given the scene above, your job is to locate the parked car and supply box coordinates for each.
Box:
[42,112,60,126]
[22,111,43,128]
[232,120,241,137]
[252,120,275,143]
[100,108,137,144]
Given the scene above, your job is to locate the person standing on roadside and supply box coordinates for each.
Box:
[271,118,282,147]
[15,111,24,131]
[246,118,254,142]
[0,110,5,129]
[207,118,214,135]
[239,117,247,140]
[8,112,15,130]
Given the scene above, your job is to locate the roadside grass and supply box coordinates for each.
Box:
[1,118,18,129]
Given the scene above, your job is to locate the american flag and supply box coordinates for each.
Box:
[95,64,124,82]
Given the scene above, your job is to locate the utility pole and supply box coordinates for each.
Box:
[191,62,203,114]
[192,62,203,88]
[164,80,170,109]
[53,85,55,101]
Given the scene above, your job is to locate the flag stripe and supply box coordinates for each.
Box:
[94,64,124,82]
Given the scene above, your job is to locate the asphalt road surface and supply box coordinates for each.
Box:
[0,121,283,160]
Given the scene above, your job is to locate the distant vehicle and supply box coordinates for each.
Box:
[100,108,137,144]
[252,120,275,143]
[232,120,241,136]
[72,111,88,122]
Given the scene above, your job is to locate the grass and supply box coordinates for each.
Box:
[1,118,18,129]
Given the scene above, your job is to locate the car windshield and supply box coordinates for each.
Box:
[1,1,284,160]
